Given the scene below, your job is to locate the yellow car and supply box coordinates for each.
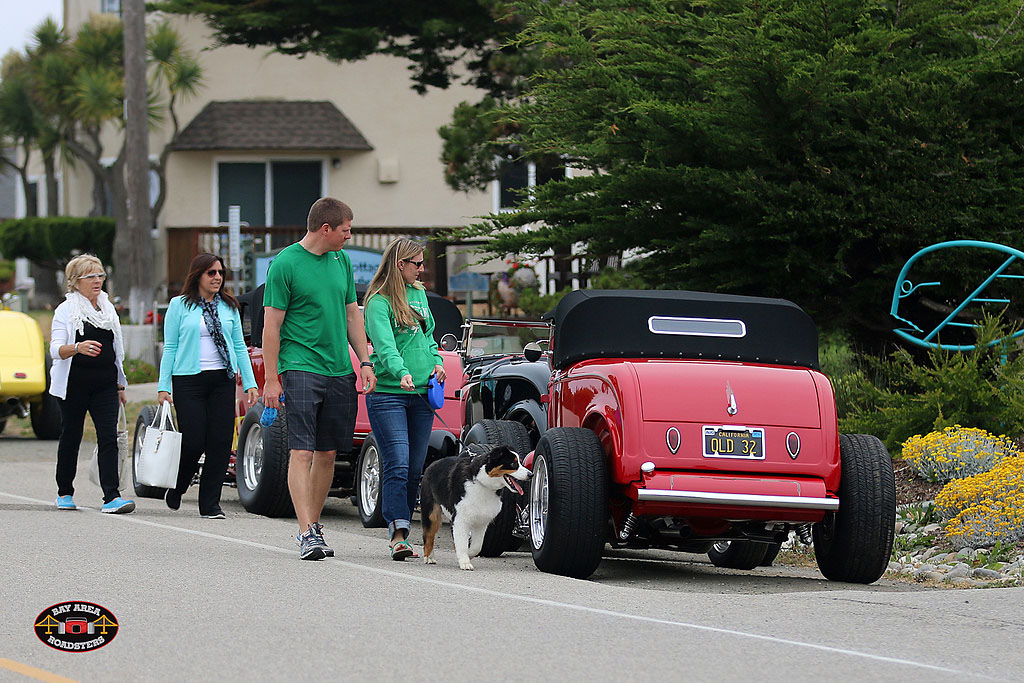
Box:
[0,302,62,439]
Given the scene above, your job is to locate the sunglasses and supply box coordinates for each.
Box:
[78,273,106,282]
[206,269,225,277]
[403,259,425,269]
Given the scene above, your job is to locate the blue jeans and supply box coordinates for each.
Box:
[365,391,434,538]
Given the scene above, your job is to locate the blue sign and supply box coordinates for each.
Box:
[448,270,490,292]
[253,246,384,287]
[346,246,385,285]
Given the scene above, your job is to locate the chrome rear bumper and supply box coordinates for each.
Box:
[636,488,839,511]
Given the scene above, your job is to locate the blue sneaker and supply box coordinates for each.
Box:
[101,497,136,514]
[56,495,77,510]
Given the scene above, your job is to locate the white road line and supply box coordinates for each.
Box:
[0,491,993,679]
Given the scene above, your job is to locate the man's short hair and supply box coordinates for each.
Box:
[307,197,353,232]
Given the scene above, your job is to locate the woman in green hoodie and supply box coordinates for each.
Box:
[364,238,446,560]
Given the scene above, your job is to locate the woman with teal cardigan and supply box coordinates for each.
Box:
[364,238,446,560]
[158,253,258,518]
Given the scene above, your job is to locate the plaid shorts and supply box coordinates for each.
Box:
[280,370,358,453]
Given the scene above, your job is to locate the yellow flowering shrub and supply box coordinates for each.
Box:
[936,456,1024,549]
[900,425,1017,484]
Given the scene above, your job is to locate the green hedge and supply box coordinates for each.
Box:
[0,217,115,270]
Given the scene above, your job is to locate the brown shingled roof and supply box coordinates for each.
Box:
[172,100,373,151]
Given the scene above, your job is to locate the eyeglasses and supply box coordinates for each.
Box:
[403,259,425,269]
[78,273,106,282]
[206,269,224,277]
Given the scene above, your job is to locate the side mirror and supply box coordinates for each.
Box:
[523,341,543,363]
[440,333,459,352]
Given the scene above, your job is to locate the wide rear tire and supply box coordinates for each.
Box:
[236,402,294,517]
[708,540,773,570]
[132,404,167,499]
[529,427,608,579]
[31,356,62,440]
[465,419,533,557]
[813,434,896,584]
[356,434,386,528]
[759,541,782,567]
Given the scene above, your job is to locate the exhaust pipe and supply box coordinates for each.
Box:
[6,397,29,419]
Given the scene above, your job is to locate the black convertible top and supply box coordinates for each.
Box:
[549,289,818,370]
[237,284,464,348]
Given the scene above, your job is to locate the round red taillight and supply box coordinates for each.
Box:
[786,432,801,459]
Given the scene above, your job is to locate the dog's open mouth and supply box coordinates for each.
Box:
[503,474,524,495]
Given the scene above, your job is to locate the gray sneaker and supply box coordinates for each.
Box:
[313,522,334,557]
[298,526,326,561]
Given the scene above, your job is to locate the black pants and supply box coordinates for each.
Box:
[57,373,120,503]
[172,370,235,514]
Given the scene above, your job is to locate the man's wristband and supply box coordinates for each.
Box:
[360,361,374,369]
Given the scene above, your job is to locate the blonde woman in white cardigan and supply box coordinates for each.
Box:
[49,254,134,514]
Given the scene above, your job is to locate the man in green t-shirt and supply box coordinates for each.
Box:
[262,197,377,560]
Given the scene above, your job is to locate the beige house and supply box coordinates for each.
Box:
[29,0,525,295]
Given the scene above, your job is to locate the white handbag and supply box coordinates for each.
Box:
[89,406,132,493]
[136,402,181,489]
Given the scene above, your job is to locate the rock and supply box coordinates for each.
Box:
[971,568,1003,579]
[945,565,970,580]
[956,548,974,560]
[922,523,942,534]
[894,521,905,534]
[921,548,939,561]
[915,570,945,582]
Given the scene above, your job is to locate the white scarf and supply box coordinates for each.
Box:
[65,290,123,351]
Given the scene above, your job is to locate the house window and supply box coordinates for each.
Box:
[101,0,121,14]
[495,157,565,212]
[217,160,323,227]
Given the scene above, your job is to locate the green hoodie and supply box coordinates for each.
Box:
[364,285,443,394]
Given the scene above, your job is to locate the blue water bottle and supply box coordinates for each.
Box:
[261,392,285,426]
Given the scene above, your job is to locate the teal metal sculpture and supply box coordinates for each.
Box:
[890,240,1024,351]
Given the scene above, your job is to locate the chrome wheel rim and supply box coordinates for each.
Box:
[530,453,549,549]
[133,421,146,480]
[360,444,381,517]
[242,422,263,491]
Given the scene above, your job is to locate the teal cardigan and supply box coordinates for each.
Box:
[158,295,257,393]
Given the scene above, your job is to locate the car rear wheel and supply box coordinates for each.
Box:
[30,356,62,440]
[132,404,167,499]
[813,433,896,584]
[236,402,294,517]
[529,427,608,579]
[708,540,773,570]
[464,419,532,557]
[356,434,386,528]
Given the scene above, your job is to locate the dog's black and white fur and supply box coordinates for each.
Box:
[420,445,531,570]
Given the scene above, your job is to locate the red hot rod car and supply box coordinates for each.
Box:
[461,290,896,582]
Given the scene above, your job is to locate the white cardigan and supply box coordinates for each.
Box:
[49,299,129,400]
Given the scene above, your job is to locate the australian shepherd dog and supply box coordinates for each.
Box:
[420,445,531,570]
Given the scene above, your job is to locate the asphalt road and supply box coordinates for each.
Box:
[2,433,1024,682]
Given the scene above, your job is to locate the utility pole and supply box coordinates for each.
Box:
[122,0,154,323]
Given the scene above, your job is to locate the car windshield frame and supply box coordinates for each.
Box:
[460,319,551,362]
